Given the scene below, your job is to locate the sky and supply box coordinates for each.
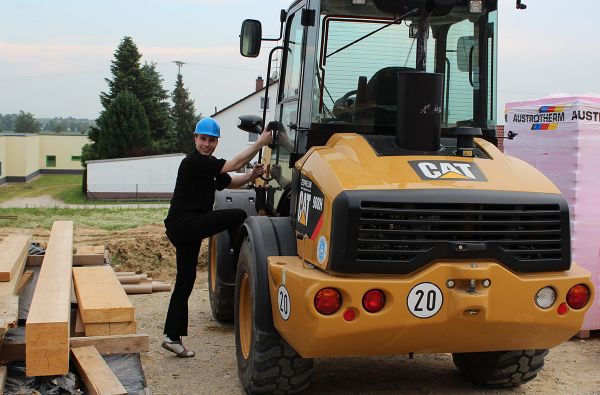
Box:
[0,0,598,121]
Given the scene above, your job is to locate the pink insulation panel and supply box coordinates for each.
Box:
[505,96,600,330]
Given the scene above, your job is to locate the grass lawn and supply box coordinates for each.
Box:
[0,174,84,203]
[0,207,168,230]
[0,174,168,205]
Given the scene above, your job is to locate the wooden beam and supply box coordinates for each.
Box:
[72,346,127,395]
[15,270,33,295]
[85,321,137,337]
[27,254,105,267]
[0,365,6,394]
[0,235,31,282]
[25,221,73,377]
[0,334,149,362]
[70,334,149,355]
[73,266,134,324]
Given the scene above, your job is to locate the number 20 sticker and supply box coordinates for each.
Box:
[278,286,291,321]
[407,283,443,318]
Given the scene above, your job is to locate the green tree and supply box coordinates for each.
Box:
[96,91,153,159]
[100,36,143,109]
[171,73,200,154]
[140,62,174,150]
[14,111,41,133]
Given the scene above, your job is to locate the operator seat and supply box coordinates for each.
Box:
[364,66,415,125]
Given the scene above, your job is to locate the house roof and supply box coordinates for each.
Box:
[86,153,186,165]
[211,80,278,118]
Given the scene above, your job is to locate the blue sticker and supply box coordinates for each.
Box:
[317,236,327,264]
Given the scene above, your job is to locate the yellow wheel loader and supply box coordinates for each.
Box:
[208,0,594,393]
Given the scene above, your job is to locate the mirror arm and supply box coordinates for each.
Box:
[262,9,287,42]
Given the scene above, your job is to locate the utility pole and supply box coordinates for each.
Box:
[173,60,186,75]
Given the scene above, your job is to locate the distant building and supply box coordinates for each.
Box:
[212,76,279,161]
[0,132,89,185]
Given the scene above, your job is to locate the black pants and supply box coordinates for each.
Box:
[163,209,247,337]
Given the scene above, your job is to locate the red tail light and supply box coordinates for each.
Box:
[566,284,590,309]
[362,289,386,313]
[314,288,341,315]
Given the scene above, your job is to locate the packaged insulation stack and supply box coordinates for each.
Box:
[504,96,600,330]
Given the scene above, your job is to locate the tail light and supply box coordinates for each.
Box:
[362,289,386,313]
[566,284,590,309]
[314,288,341,315]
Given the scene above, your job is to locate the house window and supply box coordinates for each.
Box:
[260,97,270,110]
[46,155,56,168]
[248,133,258,143]
[0,161,2,176]
[71,156,81,161]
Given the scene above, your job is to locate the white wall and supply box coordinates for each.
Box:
[212,82,278,164]
[87,154,185,194]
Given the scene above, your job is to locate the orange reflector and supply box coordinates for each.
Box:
[557,302,568,315]
[343,308,356,322]
[566,284,590,309]
[314,288,341,315]
[362,289,386,313]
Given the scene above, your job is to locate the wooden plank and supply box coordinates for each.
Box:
[15,270,33,295]
[0,365,6,394]
[75,309,85,337]
[70,334,149,355]
[0,296,20,338]
[73,266,134,324]
[85,321,137,337]
[25,221,73,377]
[27,254,105,267]
[0,334,150,362]
[0,235,31,282]
[72,346,127,395]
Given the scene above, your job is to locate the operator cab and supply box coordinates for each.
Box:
[241,0,498,214]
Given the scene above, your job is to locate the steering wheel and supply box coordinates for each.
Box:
[332,89,358,120]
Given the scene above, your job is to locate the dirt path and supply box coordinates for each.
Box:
[4,225,599,394]
[0,194,169,208]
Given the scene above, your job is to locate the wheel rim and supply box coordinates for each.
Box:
[239,272,252,359]
[209,236,217,292]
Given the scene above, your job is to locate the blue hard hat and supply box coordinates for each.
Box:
[194,117,221,138]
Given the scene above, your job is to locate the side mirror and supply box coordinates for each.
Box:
[240,19,262,58]
[237,115,263,134]
[456,36,476,72]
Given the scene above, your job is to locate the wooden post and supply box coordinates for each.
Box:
[26,221,73,376]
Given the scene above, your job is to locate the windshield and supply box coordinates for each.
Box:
[312,1,498,131]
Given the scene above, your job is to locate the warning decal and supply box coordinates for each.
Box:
[295,174,325,239]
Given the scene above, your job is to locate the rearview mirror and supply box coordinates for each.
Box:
[240,19,262,58]
[237,115,263,134]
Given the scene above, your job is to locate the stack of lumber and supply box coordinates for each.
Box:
[115,271,171,294]
[73,266,137,337]
[0,223,150,394]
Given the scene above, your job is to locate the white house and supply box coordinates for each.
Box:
[212,77,279,161]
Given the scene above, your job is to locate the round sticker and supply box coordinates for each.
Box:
[317,236,327,264]
[407,282,443,318]
[277,286,291,321]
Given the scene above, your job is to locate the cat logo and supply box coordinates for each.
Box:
[297,191,309,226]
[409,160,487,182]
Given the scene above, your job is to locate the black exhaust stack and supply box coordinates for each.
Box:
[395,71,443,151]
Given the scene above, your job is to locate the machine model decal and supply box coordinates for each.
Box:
[277,285,291,321]
[296,174,325,239]
[409,160,487,182]
[317,236,327,264]
[407,283,443,318]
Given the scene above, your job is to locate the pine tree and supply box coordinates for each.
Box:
[96,91,152,159]
[100,37,143,109]
[171,73,200,154]
[140,62,174,152]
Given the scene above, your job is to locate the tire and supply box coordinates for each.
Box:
[452,349,549,388]
[208,232,235,323]
[235,235,313,394]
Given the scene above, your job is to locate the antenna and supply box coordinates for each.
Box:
[173,60,186,74]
